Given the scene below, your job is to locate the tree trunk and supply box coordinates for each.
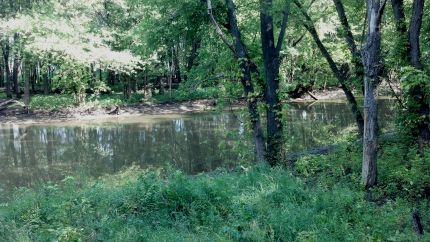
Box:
[0,64,3,87]
[391,0,408,33]
[187,39,200,72]
[11,33,21,98]
[42,64,50,95]
[2,41,12,98]
[409,0,429,147]
[362,0,386,188]
[260,0,288,165]
[208,0,266,163]
[23,61,30,113]
[173,45,182,84]
[295,0,364,136]
[332,0,365,92]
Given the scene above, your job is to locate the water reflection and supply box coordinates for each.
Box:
[0,99,396,196]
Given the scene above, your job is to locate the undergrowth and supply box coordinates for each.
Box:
[1,163,427,241]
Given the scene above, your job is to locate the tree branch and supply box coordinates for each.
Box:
[276,2,291,54]
[207,0,236,54]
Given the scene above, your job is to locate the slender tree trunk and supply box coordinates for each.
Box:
[187,39,200,72]
[173,45,182,84]
[295,0,364,136]
[409,0,429,148]
[207,0,266,162]
[42,64,50,95]
[2,41,12,98]
[332,0,365,92]
[391,0,429,147]
[0,64,3,88]
[11,33,21,98]
[23,61,30,113]
[362,0,386,188]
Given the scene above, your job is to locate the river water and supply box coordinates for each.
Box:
[0,99,395,196]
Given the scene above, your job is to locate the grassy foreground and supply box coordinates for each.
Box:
[1,163,427,241]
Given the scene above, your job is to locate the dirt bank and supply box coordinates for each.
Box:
[0,88,361,124]
[0,99,222,124]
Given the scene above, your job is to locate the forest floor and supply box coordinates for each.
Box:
[0,87,366,124]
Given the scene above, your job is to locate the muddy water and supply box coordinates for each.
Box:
[0,99,395,196]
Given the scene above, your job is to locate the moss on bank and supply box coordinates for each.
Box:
[1,163,427,242]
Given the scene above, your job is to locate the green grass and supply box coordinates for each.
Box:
[1,160,427,241]
[152,87,219,103]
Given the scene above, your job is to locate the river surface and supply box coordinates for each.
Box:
[0,99,395,196]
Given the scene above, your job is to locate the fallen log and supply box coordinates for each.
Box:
[107,105,120,115]
[0,99,25,112]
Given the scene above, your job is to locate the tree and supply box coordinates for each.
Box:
[391,0,429,148]
[361,0,387,188]
[294,0,365,136]
[259,0,290,164]
[207,0,266,163]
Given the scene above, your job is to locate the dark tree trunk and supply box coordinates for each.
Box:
[11,33,21,98]
[362,0,386,189]
[0,64,3,87]
[260,0,290,164]
[332,0,365,92]
[409,0,429,147]
[31,66,36,93]
[391,0,408,34]
[226,0,267,163]
[295,0,364,136]
[187,39,201,72]
[11,53,21,98]
[392,0,429,147]
[208,0,266,162]
[23,61,30,113]
[2,41,12,98]
[409,0,425,69]
[173,46,182,84]
[43,64,50,95]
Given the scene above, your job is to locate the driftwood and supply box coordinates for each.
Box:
[107,105,120,115]
[307,91,318,100]
[0,99,25,112]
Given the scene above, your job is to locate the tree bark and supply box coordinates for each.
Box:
[391,0,407,34]
[361,0,386,189]
[2,40,12,98]
[23,61,30,113]
[409,0,429,148]
[11,33,21,98]
[260,0,290,165]
[409,0,425,69]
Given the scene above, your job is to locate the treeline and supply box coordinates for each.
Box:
[0,0,430,189]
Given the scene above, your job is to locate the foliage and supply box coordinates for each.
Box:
[152,87,220,103]
[396,67,430,137]
[1,165,427,242]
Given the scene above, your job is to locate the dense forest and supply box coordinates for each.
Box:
[1,0,430,241]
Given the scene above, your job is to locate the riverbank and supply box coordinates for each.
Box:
[0,88,355,124]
